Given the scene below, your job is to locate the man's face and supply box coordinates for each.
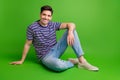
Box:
[40,10,52,26]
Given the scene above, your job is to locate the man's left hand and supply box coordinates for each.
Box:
[67,32,74,46]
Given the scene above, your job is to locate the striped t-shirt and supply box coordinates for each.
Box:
[27,20,61,60]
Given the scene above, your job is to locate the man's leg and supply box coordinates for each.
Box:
[41,30,74,71]
[69,30,99,71]
[50,29,85,58]
[42,30,98,71]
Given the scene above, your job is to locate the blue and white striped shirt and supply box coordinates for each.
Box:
[27,20,61,60]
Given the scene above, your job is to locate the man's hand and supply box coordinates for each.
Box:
[9,40,32,65]
[67,31,74,46]
[10,60,23,65]
[59,23,75,46]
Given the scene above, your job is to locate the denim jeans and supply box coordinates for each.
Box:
[41,30,84,71]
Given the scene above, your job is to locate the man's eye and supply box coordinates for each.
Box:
[43,14,46,16]
[48,15,51,17]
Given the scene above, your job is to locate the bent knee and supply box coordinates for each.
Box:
[53,64,67,72]
[42,58,69,72]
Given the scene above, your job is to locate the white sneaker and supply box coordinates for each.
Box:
[78,61,99,71]
[68,58,99,71]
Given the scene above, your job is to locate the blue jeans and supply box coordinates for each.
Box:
[41,30,84,71]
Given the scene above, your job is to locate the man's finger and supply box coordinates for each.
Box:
[67,38,70,45]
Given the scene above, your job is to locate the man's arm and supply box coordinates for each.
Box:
[60,23,76,46]
[10,40,32,65]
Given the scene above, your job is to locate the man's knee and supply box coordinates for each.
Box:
[53,63,67,72]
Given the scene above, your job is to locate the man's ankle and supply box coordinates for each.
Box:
[78,57,87,64]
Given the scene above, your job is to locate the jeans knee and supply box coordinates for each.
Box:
[54,64,66,71]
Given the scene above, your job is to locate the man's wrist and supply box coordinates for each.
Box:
[68,30,73,34]
[20,59,24,63]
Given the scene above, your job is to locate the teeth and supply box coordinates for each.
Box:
[43,20,47,21]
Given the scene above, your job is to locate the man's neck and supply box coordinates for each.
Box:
[39,21,48,27]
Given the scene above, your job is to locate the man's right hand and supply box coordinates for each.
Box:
[10,40,32,65]
[10,60,23,65]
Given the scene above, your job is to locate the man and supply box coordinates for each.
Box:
[10,5,99,72]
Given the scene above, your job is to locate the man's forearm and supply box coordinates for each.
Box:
[20,44,30,62]
[67,23,76,34]
[10,40,32,65]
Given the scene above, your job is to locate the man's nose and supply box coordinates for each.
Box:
[45,16,48,19]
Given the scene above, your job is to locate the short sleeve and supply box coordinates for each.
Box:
[54,22,61,30]
[26,27,33,40]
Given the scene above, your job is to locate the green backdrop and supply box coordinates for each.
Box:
[0,0,120,80]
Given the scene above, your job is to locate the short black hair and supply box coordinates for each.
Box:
[41,5,53,15]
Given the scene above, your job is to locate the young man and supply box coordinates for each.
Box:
[10,5,99,72]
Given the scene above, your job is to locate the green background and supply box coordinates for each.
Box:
[0,0,120,80]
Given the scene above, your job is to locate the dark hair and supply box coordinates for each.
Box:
[41,5,53,15]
